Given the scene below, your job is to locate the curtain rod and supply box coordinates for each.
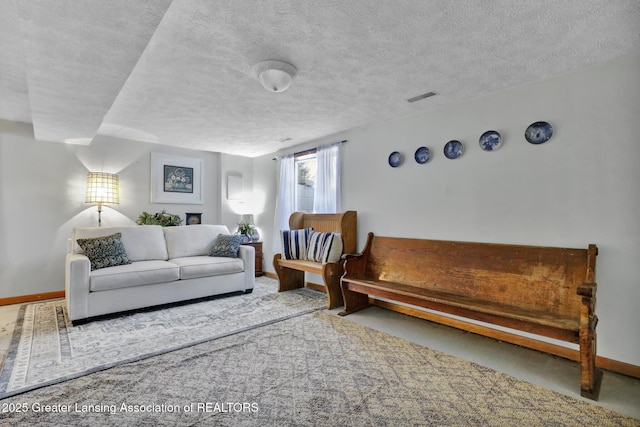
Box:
[272,139,347,160]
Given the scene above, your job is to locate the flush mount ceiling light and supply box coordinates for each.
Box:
[254,60,297,93]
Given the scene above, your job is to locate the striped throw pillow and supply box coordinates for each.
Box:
[280,228,313,260]
[307,231,343,264]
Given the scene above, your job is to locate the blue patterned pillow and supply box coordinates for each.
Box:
[280,228,312,260]
[210,234,244,258]
[76,232,131,271]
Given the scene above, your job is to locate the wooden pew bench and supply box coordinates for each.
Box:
[273,211,356,309]
[339,233,601,399]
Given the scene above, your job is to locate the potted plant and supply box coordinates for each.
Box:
[136,210,183,226]
[236,221,254,242]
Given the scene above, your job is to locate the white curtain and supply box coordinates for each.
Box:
[313,143,341,213]
[273,154,295,252]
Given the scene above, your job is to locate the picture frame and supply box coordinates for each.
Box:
[185,212,202,225]
[151,153,203,204]
[227,174,243,201]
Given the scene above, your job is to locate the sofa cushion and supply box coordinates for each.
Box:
[163,224,231,259]
[170,256,244,280]
[77,233,131,271]
[281,228,313,260]
[89,260,180,292]
[210,234,244,258]
[73,226,168,261]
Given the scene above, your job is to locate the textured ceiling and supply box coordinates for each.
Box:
[1,1,639,157]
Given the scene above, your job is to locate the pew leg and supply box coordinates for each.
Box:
[338,284,370,316]
[273,254,305,292]
[580,314,602,400]
[322,263,344,310]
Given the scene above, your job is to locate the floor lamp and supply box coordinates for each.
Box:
[85,172,119,226]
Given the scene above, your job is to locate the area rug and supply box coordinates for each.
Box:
[0,277,326,399]
[0,311,636,426]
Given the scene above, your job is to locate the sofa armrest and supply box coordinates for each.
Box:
[238,245,255,290]
[65,253,91,321]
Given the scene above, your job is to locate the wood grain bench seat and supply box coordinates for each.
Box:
[343,279,580,337]
[273,211,356,309]
[276,259,325,275]
[339,233,601,399]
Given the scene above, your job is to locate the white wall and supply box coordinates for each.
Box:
[219,153,252,232]
[251,154,278,253]
[0,122,221,298]
[257,54,640,366]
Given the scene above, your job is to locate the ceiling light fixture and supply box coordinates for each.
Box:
[254,60,297,93]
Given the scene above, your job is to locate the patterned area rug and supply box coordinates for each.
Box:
[0,277,326,399]
[0,310,636,426]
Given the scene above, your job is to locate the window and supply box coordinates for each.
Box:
[274,143,341,250]
[294,150,316,212]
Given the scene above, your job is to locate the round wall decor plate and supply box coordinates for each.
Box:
[388,151,402,167]
[479,130,502,151]
[444,140,464,159]
[525,121,553,144]
[414,146,431,164]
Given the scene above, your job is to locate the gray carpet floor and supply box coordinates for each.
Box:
[0,278,325,399]
[0,309,636,426]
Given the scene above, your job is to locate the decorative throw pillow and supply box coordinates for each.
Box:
[323,232,343,263]
[280,228,313,260]
[307,231,343,263]
[76,232,131,271]
[210,234,244,258]
[307,231,331,262]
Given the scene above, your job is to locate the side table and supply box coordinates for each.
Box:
[243,241,263,277]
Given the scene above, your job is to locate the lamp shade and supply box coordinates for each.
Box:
[85,172,119,205]
[239,214,255,225]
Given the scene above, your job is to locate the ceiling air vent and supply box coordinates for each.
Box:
[407,91,437,103]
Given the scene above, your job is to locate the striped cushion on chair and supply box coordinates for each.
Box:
[307,231,343,264]
[280,228,313,260]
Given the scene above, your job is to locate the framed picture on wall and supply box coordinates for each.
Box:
[227,174,243,201]
[163,165,193,194]
[151,153,203,204]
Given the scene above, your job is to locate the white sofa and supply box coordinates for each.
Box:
[65,224,255,323]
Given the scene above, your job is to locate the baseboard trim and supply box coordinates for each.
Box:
[372,299,640,380]
[0,290,65,306]
[264,272,278,280]
[305,282,326,293]
[595,356,640,380]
